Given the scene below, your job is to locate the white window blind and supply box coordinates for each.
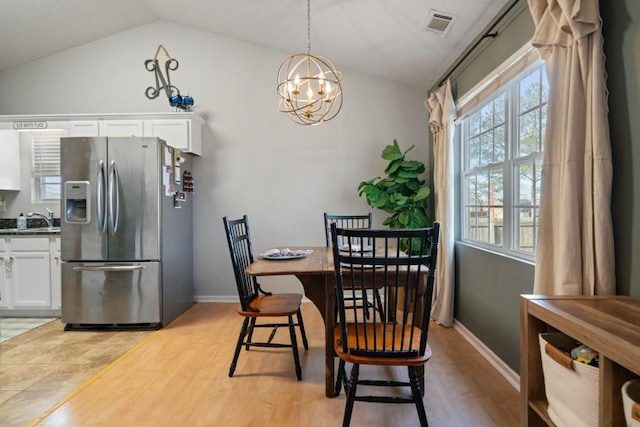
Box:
[32,138,61,176]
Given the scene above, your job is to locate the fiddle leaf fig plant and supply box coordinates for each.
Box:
[358,139,430,251]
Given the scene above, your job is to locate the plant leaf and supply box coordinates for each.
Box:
[385,159,402,175]
[381,141,403,161]
[398,211,410,226]
[357,139,430,229]
[414,186,431,201]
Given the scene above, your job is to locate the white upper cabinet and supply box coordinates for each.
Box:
[144,118,203,155]
[0,130,21,190]
[68,120,99,137]
[98,120,144,137]
[0,113,205,155]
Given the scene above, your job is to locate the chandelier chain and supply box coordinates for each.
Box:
[306,0,311,55]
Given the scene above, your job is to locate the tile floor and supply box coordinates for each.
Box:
[0,319,153,426]
[0,318,57,343]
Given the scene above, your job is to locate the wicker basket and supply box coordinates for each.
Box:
[539,333,600,427]
[622,379,640,427]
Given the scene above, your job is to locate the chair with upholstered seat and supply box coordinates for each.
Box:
[223,215,309,380]
[330,222,439,427]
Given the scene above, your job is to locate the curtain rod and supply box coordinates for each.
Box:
[437,0,522,87]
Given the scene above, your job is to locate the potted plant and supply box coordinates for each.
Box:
[357,139,430,251]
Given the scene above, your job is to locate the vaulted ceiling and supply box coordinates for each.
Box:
[0,0,510,90]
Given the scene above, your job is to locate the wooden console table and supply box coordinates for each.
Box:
[520,295,640,426]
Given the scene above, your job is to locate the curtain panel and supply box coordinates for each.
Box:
[427,80,456,326]
[528,0,615,295]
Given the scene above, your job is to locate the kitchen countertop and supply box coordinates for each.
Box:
[0,218,61,235]
[0,227,60,235]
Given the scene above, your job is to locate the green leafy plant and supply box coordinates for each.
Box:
[357,139,430,252]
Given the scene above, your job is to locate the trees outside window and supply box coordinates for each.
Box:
[461,64,547,260]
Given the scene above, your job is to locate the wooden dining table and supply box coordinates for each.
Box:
[246,247,337,397]
[246,246,427,398]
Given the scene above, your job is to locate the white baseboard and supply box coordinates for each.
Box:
[453,319,520,391]
[194,295,237,303]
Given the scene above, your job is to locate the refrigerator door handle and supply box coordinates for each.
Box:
[96,160,107,235]
[71,265,146,272]
[108,160,120,236]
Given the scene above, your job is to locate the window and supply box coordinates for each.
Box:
[32,135,62,202]
[460,60,548,260]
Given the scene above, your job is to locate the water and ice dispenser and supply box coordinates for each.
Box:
[64,181,91,223]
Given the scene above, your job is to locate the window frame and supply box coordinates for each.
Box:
[458,53,547,262]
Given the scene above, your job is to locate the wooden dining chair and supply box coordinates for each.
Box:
[324,213,373,247]
[324,213,384,324]
[223,215,309,380]
[330,222,440,427]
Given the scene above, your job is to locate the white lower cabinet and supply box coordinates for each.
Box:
[51,237,61,309]
[9,238,51,308]
[0,239,8,308]
[0,236,60,311]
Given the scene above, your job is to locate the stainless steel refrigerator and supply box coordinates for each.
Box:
[60,136,194,329]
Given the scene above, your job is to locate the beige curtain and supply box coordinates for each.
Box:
[528,0,615,295]
[427,80,456,326]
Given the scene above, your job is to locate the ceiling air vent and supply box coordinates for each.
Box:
[424,10,457,37]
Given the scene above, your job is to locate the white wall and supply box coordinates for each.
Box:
[0,21,430,300]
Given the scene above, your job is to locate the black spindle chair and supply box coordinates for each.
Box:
[223,215,309,380]
[324,213,373,247]
[324,213,384,322]
[331,222,440,427]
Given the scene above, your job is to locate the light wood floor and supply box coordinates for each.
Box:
[4,303,520,426]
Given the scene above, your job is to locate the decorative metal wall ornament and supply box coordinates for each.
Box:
[276,0,343,125]
[145,45,194,111]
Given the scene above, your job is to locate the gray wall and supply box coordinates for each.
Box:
[448,1,640,374]
[602,0,640,299]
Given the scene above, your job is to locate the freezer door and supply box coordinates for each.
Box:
[61,261,161,325]
[61,137,108,261]
[107,138,162,261]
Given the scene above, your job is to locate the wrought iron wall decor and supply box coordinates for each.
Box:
[145,45,194,111]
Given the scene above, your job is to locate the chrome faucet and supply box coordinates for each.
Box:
[27,208,55,228]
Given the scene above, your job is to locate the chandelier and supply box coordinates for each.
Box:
[276,0,343,125]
